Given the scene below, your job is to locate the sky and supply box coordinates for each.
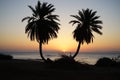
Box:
[0,0,120,52]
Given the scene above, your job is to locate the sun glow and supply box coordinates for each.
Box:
[62,49,66,53]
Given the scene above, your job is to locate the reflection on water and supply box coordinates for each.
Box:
[3,52,120,65]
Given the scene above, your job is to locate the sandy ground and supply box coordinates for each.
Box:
[0,59,120,80]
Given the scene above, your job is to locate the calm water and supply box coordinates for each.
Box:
[3,51,120,65]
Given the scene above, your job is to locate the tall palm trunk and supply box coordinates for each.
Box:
[72,42,81,59]
[39,42,46,61]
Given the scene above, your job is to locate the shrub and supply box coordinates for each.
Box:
[95,57,117,67]
[51,55,90,70]
[112,55,120,62]
[0,53,13,60]
[54,55,76,64]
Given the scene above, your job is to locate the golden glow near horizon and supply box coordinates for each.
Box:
[0,0,120,52]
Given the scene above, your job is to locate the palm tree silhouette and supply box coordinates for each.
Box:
[69,8,103,59]
[22,1,60,61]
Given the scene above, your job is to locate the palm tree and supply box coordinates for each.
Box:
[22,1,60,61]
[69,8,103,59]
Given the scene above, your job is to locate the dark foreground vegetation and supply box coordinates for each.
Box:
[0,55,120,80]
[95,56,120,67]
[0,53,13,60]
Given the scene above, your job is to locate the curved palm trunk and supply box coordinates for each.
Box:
[39,42,46,61]
[72,42,81,59]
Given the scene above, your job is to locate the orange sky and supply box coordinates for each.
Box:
[0,0,120,52]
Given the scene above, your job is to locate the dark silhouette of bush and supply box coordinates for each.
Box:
[51,55,90,70]
[112,55,120,62]
[112,56,120,67]
[54,55,76,64]
[95,57,117,67]
[0,53,13,60]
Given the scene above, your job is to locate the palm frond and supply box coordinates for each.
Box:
[47,4,54,11]
[46,15,59,21]
[92,27,102,35]
[91,24,102,29]
[88,9,92,16]
[92,20,102,24]
[69,20,80,26]
[28,17,35,23]
[70,15,81,21]
[91,16,100,21]
[25,21,35,33]
[78,10,84,21]
[37,1,41,8]
[28,6,37,16]
[22,17,31,22]
[90,11,97,18]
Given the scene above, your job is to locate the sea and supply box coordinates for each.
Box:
[2,51,120,65]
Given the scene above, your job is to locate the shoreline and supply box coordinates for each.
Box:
[1,51,120,65]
